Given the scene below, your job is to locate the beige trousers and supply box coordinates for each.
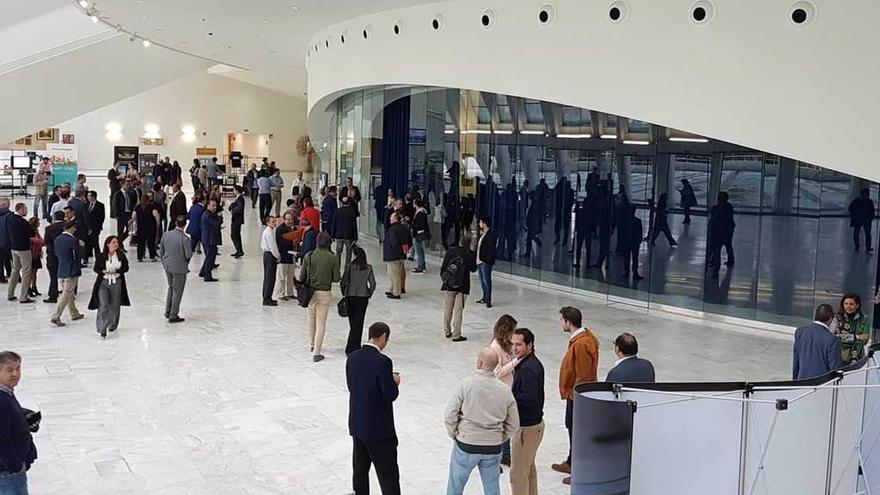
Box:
[52,277,82,320]
[277,263,296,298]
[443,291,466,338]
[308,290,332,355]
[386,260,405,296]
[510,421,545,495]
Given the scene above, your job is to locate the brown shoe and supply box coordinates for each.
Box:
[562,476,571,485]
[551,462,571,474]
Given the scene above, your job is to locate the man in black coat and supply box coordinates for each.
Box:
[228,186,245,258]
[275,213,296,300]
[43,211,66,303]
[334,195,359,267]
[114,181,138,247]
[476,217,497,308]
[707,191,736,278]
[383,212,411,299]
[83,191,105,264]
[509,328,545,495]
[6,203,34,303]
[849,188,875,253]
[198,200,223,282]
[622,205,644,280]
[345,322,401,495]
[0,351,38,494]
[0,199,12,283]
[605,333,655,383]
[167,183,187,232]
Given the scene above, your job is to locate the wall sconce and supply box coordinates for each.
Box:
[143,123,161,139]
[181,125,197,143]
[105,122,122,141]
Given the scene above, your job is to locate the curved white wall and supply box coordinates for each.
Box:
[306,0,880,181]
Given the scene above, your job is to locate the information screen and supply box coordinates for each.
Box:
[12,155,31,169]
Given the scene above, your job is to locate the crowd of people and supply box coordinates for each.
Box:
[0,154,875,495]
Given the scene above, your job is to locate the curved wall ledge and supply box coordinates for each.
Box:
[307,0,880,181]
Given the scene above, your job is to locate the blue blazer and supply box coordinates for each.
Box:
[793,323,843,380]
[200,210,222,248]
[54,233,82,279]
[346,345,399,441]
[185,204,205,240]
[606,356,656,383]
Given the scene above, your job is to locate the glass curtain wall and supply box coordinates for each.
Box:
[322,85,880,329]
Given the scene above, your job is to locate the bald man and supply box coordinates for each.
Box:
[443,348,519,495]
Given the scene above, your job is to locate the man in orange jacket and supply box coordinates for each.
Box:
[551,306,599,486]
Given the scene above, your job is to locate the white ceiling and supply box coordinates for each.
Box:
[87,0,438,98]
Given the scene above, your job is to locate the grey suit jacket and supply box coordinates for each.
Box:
[606,356,656,383]
[160,228,193,274]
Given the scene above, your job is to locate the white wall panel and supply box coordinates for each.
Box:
[307,0,880,181]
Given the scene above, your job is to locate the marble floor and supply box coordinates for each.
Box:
[0,178,793,494]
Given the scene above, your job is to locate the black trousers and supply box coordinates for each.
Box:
[262,252,277,302]
[83,231,101,262]
[441,217,461,249]
[200,244,217,280]
[345,296,370,354]
[707,238,735,274]
[854,222,873,250]
[258,193,272,223]
[46,257,58,299]
[352,436,401,495]
[623,246,640,275]
[574,231,593,267]
[231,223,243,255]
[249,187,258,208]
[651,221,676,246]
[137,227,158,260]
[565,399,573,465]
[0,248,10,279]
[117,212,131,243]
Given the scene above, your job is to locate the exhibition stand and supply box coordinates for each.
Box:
[573,344,880,495]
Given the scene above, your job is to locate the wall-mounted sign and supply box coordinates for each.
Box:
[196,147,217,156]
[140,137,165,146]
[409,129,427,145]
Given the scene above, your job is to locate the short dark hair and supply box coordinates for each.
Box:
[479,216,491,228]
[175,215,187,228]
[234,186,244,194]
[815,304,835,323]
[63,220,76,231]
[514,328,535,347]
[614,333,639,356]
[368,322,391,340]
[52,211,65,221]
[316,231,332,248]
[0,351,22,366]
[559,306,582,327]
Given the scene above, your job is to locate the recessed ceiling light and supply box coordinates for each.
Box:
[290,5,300,10]
[90,15,99,23]
[142,39,151,47]
[78,0,89,8]
[263,20,271,24]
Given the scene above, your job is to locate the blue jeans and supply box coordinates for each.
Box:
[478,263,493,303]
[0,471,28,495]
[414,239,426,271]
[446,443,501,495]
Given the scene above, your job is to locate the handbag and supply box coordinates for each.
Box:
[337,296,349,317]
[295,252,315,307]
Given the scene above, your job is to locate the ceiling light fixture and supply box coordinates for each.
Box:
[290,5,300,10]
[492,130,514,135]
[463,129,491,135]
[444,129,455,134]
[600,134,617,139]
[142,39,151,47]
[520,130,545,135]
[143,123,161,138]
[90,14,99,23]
[78,0,90,8]
[623,139,650,145]
[557,133,592,139]
[669,137,709,143]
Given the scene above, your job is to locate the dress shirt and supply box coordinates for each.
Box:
[260,227,280,259]
[570,326,588,341]
[612,355,634,369]
[363,343,381,353]
[814,320,831,331]
[50,198,69,216]
[476,231,485,265]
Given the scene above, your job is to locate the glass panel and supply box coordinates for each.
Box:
[608,154,651,306]
[524,99,544,124]
[627,119,650,134]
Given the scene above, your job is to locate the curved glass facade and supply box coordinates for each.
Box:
[314,86,880,328]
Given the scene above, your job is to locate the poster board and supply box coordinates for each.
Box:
[45,144,78,187]
[114,146,139,174]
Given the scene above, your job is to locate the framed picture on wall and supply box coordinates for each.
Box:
[14,138,25,145]
[23,136,32,146]
[62,134,75,144]
[36,129,56,141]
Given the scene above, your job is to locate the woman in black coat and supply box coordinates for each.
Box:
[651,193,677,247]
[88,236,131,338]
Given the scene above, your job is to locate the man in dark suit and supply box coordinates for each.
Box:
[707,191,736,278]
[334,195,359,267]
[476,217,497,308]
[606,333,655,383]
[83,191,105,264]
[198,199,222,282]
[114,181,138,247]
[346,322,401,495]
[51,220,84,326]
[793,304,844,380]
[67,191,89,266]
[849,188,875,253]
[228,186,245,258]
[622,205,644,280]
[43,211,66,303]
[167,183,187,232]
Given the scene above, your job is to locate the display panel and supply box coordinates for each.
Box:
[573,392,634,494]
[12,155,31,169]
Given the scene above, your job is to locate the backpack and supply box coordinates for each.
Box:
[442,253,467,291]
